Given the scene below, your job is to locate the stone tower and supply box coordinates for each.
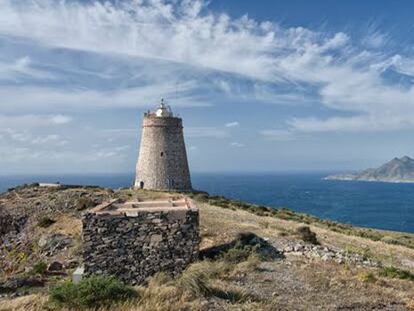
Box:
[134,100,192,191]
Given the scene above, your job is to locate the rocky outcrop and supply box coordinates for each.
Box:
[38,234,73,257]
[82,204,200,285]
[0,212,27,236]
[279,240,381,267]
[0,184,113,283]
[325,156,414,183]
[0,277,44,295]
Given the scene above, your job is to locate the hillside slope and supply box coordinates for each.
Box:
[326,156,414,183]
[0,185,414,310]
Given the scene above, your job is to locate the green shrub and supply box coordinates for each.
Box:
[357,272,377,283]
[380,236,400,245]
[296,226,319,245]
[379,266,414,281]
[192,193,209,202]
[32,260,48,275]
[37,216,56,228]
[49,275,137,308]
[222,246,253,263]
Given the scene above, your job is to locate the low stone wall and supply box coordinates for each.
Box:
[82,205,199,285]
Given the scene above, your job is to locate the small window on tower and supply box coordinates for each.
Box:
[160,152,164,157]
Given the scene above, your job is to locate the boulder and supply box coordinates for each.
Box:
[63,260,79,269]
[0,277,44,293]
[47,261,63,272]
[38,233,72,256]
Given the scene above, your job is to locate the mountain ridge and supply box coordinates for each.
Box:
[326,156,414,183]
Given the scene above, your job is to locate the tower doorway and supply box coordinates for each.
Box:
[139,181,144,189]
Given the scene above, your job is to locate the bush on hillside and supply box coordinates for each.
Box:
[357,272,377,283]
[32,261,48,275]
[296,226,319,245]
[192,193,209,202]
[379,266,414,281]
[222,245,255,264]
[49,275,137,308]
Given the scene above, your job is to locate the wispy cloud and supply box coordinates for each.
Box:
[260,129,296,141]
[230,142,245,147]
[0,114,72,128]
[1,0,413,132]
[225,121,239,128]
[0,56,56,81]
[0,83,209,112]
[1,0,414,173]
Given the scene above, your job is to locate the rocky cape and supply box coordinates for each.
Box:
[325,156,414,183]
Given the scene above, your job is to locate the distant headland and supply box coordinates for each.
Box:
[325,156,414,183]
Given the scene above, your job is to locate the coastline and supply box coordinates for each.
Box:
[2,173,414,234]
[325,176,414,184]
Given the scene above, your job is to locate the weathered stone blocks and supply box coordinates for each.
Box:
[134,107,192,191]
[82,200,199,285]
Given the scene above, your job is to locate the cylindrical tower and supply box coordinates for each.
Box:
[134,102,192,191]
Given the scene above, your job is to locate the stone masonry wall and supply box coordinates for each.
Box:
[135,115,192,191]
[82,207,199,285]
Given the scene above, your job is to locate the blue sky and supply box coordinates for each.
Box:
[1,0,414,174]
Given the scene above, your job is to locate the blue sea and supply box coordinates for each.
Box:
[1,173,414,233]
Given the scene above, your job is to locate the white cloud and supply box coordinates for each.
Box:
[14,56,31,71]
[0,127,130,168]
[1,0,414,134]
[0,56,56,81]
[260,129,296,141]
[51,115,72,124]
[0,121,74,168]
[288,114,414,133]
[230,142,245,147]
[31,134,60,144]
[0,0,285,82]
[114,145,130,152]
[225,121,239,128]
[0,83,209,111]
[0,128,63,145]
[0,114,72,128]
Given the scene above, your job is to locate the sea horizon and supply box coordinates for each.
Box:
[2,172,413,234]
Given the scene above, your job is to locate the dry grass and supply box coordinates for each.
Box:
[114,189,174,202]
[194,193,414,256]
[39,214,82,238]
[357,271,377,283]
[199,201,414,271]
[198,201,414,309]
[2,190,414,310]
[0,294,48,311]
[407,299,414,311]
